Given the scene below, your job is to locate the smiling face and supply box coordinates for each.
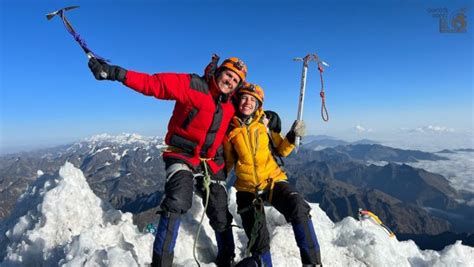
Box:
[215,69,241,94]
[238,93,258,116]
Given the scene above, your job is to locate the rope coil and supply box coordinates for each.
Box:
[245,197,265,256]
[193,159,212,267]
[318,62,329,122]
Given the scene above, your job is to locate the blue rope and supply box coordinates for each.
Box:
[59,10,109,62]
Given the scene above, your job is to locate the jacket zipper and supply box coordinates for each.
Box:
[246,125,259,189]
[200,97,221,157]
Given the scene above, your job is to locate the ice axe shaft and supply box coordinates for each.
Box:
[294,54,317,148]
[295,60,309,148]
[293,54,327,149]
[46,6,108,62]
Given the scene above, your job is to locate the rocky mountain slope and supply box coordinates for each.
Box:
[1,134,472,250]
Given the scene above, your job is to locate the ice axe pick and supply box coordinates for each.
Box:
[46,6,109,78]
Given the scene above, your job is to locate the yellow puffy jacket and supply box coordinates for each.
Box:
[224,109,295,193]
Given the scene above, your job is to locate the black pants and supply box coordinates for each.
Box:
[153,159,234,267]
[160,160,233,232]
[236,181,312,254]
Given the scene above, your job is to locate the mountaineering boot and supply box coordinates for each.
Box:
[215,227,236,267]
[292,219,322,266]
[235,251,272,267]
[235,256,258,267]
[152,212,181,267]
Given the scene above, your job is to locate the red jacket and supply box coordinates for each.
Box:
[124,71,235,175]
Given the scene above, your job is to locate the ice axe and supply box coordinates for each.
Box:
[46,6,108,64]
[293,54,330,149]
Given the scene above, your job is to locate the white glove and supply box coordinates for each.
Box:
[291,120,306,138]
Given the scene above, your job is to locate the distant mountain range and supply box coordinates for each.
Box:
[437,148,474,154]
[285,148,472,231]
[301,135,380,151]
[0,134,167,220]
[0,134,472,250]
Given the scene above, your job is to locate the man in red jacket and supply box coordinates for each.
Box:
[88,56,247,267]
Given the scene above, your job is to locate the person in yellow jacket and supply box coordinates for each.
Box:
[224,83,322,267]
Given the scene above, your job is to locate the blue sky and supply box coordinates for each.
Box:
[1,0,472,153]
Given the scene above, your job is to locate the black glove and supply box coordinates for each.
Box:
[88,57,127,82]
[265,110,281,133]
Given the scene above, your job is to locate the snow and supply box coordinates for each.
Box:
[85,133,164,148]
[0,162,153,266]
[90,146,111,156]
[1,163,473,266]
[75,133,167,161]
[111,152,121,161]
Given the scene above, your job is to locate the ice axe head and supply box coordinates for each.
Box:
[46,6,80,20]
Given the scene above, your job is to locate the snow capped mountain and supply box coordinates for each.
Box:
[1,163,472,266]
[84,133,165,148]
[0,134,168,223]
[70,133,166,158]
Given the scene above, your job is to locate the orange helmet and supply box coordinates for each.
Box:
[238,82,264,106]
[218,57,248,82]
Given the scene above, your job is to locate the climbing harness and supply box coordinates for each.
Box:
[165,163,191,181]
[293,54,330,148]
[164,159,227,267]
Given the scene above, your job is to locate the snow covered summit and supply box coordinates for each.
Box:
[0,162,153,266]
[84,133,164,147]
[0,162,473,266]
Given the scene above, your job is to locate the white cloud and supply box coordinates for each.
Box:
[355,125,374,133]
[467,199,474,207]
[409,125,455,133]
[407,151,474,194]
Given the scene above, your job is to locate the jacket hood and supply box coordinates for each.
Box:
[233,108,265,128]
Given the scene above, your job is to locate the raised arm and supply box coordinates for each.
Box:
[88,57,192,103]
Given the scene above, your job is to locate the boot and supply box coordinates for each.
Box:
[152,212,181,267]
[235,251,272,267]
[235,256,258,267]
[215,227,236,267]
[152,252,174,267]
[292,219,322,266]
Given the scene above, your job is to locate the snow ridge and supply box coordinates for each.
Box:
[0,162,153,266]
[1,163,473,266]
[85,133,164,147]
